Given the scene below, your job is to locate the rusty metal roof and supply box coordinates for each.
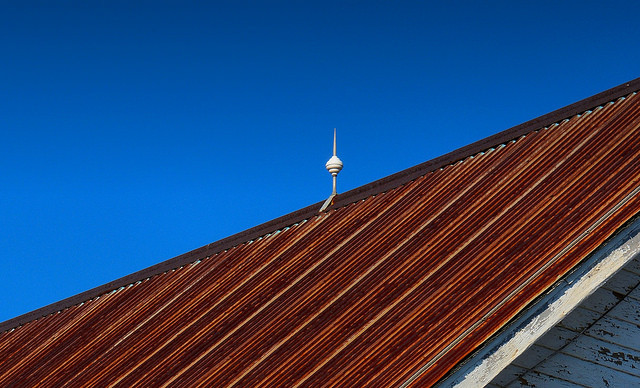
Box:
[3,78,640,387]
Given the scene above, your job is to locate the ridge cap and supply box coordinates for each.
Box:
[3,76,639,333]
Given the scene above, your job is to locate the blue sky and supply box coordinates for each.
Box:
[1,1,639,323]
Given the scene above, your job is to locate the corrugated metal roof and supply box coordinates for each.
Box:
[3,79,640,387]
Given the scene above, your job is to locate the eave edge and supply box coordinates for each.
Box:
[436,216,640,387]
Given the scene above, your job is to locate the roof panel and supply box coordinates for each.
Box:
[2,83,640,387]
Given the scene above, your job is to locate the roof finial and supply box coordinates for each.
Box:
[320,128,343,212]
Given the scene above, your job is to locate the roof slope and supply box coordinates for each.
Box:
[2,79,640,387]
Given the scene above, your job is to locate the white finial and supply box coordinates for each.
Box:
[320,129,343,212]
[325,128,343,195]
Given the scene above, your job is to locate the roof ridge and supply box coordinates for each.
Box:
[3,77,640,333]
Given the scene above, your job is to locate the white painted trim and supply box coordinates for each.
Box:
[436,217,640,387]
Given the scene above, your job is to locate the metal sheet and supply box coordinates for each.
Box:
[2,88,640,387]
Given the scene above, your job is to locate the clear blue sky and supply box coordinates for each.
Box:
[1,1,638,323]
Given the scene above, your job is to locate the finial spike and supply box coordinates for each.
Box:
[333,128,337,156]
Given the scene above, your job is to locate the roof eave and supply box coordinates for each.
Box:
[434,215,640,387]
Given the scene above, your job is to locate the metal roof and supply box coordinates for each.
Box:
[2,78,640,387]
